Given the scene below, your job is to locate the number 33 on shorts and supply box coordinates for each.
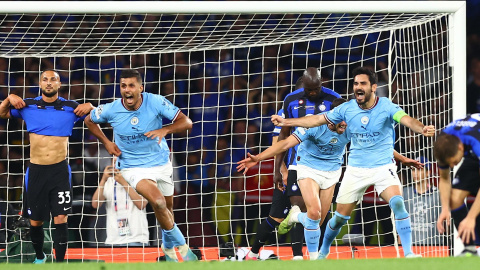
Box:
[58,191,71,204]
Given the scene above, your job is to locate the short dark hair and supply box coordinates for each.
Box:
[331,98,347,110]
[41,69,60,78]
[120,69,142,83]
[352,66,377,85]
[433,133,461,166]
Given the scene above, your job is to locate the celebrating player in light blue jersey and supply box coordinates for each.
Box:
[85,69,198,262]
[238,98,349,260]
[272,67,435,259]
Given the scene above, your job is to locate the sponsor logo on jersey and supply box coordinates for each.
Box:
[455,121,476,128]
[361,116,369,125]
[130,116,139,125]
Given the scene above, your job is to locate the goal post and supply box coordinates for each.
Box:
[0,1,466,262]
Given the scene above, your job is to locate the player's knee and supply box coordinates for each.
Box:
[307,207,321,221]
[389,195,408,219]
[152,197,167,211]
[329,211,350,230]
[304,216,320,230]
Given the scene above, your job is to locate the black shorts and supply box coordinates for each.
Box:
[22,160,72,221]
[286,169,302,197]
[453,157,480,196]
[268,188,291,219]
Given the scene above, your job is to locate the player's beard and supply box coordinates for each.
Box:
[42,88,58,98]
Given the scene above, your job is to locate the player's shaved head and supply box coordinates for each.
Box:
[302,67,322,102]
[303,67,321,86]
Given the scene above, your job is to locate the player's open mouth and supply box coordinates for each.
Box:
[355,91,365,98]
[125,95,134,103]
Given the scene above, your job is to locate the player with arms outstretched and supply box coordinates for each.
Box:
[239,98,349,260]
[272,66,435,258]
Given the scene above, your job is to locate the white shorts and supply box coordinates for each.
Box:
[296,164,341,190]
[121,162,174,196]
[336,163,401,204]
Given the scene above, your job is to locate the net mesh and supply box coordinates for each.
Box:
[0,12,454,261]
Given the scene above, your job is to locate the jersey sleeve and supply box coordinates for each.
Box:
[292,126,312,142]
[386,99,404,119]
[152,94,180,121]
[325,103,344,125]
[90,103,112,124]
[9,108,22,119]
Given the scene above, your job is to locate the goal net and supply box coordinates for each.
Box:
[0,2,465,262]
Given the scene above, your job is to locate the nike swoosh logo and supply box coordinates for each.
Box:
[63,207,71,211]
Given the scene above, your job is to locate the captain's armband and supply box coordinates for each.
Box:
[393,111,408,123]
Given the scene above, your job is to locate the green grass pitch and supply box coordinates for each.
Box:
[2,257,479,270]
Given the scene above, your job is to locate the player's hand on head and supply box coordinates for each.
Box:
[422,125,435,137]
[271,115,285,126]
[8,94,26,109]
[74,103,94,116]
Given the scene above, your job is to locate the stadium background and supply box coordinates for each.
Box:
[0,0,479,261]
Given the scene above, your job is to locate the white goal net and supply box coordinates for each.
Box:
[0,1,465,262]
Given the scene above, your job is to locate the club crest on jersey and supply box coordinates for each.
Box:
[319,104,326,111]
[130,116,139,125]
[291,184,298,192]
[299,99,304,105]
[330,138,338,144]
[361,116,369,125]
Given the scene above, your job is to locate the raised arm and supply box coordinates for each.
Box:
[236,135,300,175]
[0,94,25,119]
[74,102,95,116]
[84,114,122,156]
[271,113,327,128]
[399,115,435,137]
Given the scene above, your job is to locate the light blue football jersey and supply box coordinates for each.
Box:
[325,97,403,168]
[293,123,350,171]
[90,92,180,169]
